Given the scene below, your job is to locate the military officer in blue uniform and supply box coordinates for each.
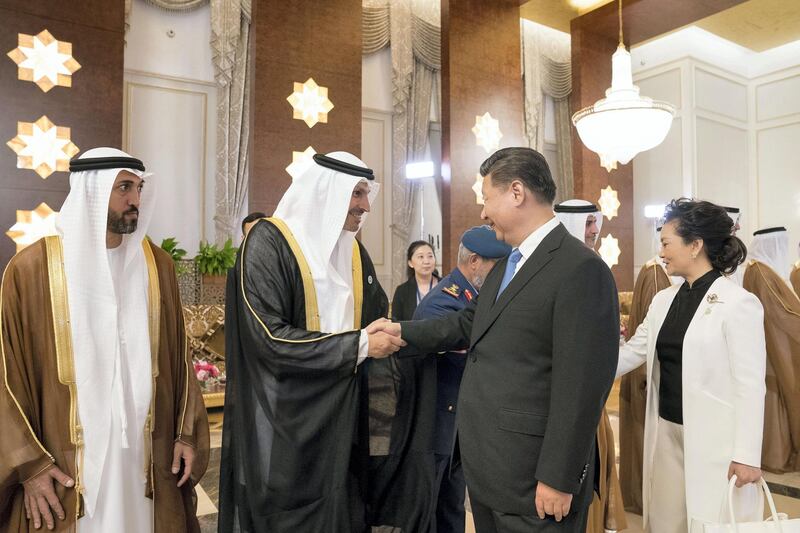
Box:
[413,225,511,533]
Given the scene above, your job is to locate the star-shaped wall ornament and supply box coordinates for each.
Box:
[472,112,503,154]
[7,116,80,179]
[7,30,81,92]
[472,174,485,205]
[286,146,317,179]
[6,202,59,252]
[598,185,621,220]
[286,78,334,128]
[598,234,621,268]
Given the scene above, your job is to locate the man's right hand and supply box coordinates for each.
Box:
[23,465,74,530]
[367,330,406,358]
[366,319,402,338]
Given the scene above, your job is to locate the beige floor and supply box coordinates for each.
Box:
[458,380,800,532]
[197,381,800,531]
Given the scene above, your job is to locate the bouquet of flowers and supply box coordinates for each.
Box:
[193,359,224,390]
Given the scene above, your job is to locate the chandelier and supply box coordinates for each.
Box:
[572,0,675,171]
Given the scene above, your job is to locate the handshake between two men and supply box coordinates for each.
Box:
[360,314,578,523]
[365,318,404,358]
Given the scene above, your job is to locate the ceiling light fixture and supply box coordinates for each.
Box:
[572,0,675,171]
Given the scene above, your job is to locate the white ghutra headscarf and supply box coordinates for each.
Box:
[554,199,603,247]
[273,151,380,334]
[55,147,155,516]
[749,226,790,282]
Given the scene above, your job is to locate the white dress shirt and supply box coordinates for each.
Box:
[512,216,560,278]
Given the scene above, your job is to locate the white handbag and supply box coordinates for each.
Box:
[694,475,798,533]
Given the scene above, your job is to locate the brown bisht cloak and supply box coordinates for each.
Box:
[619,259,671,514]
[586,409,627,532]
[743,260,800,474]
[0,238,210,532]
[791,261,800,297]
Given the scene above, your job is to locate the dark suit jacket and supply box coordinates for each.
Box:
[392,277,433,321]
[400,223,619,517]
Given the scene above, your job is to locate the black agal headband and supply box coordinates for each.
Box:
[753,226,786,236]
[69,156,146,173]
[312,154,374,180]
[554,203,598,214]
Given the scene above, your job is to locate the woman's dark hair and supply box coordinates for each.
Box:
[406,240,437,280]
[662,198,747,274]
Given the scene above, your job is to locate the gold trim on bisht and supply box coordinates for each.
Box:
[352,241,363,329]
[266,217,321,331]
[751,261,800,319]
[141,239,161,500]
[239,218,363,345]
[44,235,84,518]
[1,253,57,465]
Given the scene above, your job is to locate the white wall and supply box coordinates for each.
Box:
[753,66,800,252]
[361,47,444,291]
[123,0,217,255]
[360,108,394,290]
[630,29,800,275]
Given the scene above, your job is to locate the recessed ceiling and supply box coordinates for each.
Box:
[519,0,613,33]
[694,0,800,52]
[519,0,800,52]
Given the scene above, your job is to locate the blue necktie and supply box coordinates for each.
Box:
[496,248,522,301]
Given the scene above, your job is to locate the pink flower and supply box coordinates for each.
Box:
[193,359,222,381]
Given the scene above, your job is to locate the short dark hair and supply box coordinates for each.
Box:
[663,198,746,274]
[405,240,436,280]
[479,147,556,205]
[241,211,267,234]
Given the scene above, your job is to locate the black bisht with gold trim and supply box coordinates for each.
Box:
[218,218,437,532]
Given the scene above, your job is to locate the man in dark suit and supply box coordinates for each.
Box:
[413,225,511,533]
[372,147,619,532]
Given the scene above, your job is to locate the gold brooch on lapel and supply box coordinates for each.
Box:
[704,293,723,314]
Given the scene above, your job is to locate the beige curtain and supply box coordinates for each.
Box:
[521,20,573,202]
[363,6,390,54]
[362,1,441,290]
[541,57,573,203]
[125,0,208,30]
[144,0,207,9]
[212,0,251,243]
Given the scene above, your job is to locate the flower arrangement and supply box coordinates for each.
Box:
[193,359,224,390]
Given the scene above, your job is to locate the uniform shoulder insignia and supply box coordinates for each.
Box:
[442,283,461,298]
[645,258,659,267]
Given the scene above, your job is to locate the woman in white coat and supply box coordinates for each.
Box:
[617,199,767,533]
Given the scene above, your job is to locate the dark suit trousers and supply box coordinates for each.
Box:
[470,497,590,533]
[469,454,595,533]
[430,453,466,533]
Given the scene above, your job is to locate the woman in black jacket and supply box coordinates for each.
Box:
[391,240,439,321]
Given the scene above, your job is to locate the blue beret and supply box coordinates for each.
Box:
[461,225,512,259]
